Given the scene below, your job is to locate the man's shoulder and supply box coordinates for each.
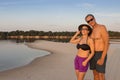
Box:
[98,24,106,27]
[98,24,108,35]
[98,24,107,30]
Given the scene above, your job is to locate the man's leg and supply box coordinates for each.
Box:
[93,70,99,80]
[99,73,105,80]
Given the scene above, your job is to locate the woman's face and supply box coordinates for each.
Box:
[81,26,89,36]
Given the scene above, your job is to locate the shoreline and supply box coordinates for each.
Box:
[0,40,119,80]
[25,41,53,55]
[0,40,78,80]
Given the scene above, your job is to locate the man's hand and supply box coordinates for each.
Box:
[97,58,104,65]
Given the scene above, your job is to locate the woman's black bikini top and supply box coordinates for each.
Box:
[76,37,90,51]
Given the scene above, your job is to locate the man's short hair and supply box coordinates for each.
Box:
[85,14,95,20]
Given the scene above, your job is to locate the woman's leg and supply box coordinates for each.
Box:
[78,72,86,80]
[75,70,79,79]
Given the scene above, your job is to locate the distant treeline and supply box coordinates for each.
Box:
[108,31,120,38]
[0,30,74,39]
[0,30,120,42]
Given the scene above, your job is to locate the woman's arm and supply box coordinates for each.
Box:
[85,38,94,62]
[69,31,80,44]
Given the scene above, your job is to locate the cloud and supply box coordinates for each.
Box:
[75,3,94,9]
[94,12,120,17]
[0,2,19,6]
[92,12,120,31]
[82,3,94,7]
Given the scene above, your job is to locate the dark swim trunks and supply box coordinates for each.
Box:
[74,55,89,72]
[90,51,107,73]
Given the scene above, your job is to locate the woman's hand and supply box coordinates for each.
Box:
[76,31,80,35]
[82,60,88,67]
[69,30,80,44]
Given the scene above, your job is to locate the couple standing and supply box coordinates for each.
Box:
[70,14,109,80]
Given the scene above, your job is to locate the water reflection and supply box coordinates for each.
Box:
[10,39,36,43]
[0,40,50,72]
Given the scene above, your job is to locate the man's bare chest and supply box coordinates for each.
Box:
[91,30,101,39]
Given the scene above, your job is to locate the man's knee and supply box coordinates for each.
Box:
[93,70,99,80]
[99,73,105,80]
[93,70,99,75]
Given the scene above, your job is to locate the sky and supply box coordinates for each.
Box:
[0,0,120,32]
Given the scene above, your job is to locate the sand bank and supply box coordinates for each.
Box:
[0,40,119,80]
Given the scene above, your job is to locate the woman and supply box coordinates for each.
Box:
[70,24,94,80]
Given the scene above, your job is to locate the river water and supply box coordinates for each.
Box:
[0,40,50,72]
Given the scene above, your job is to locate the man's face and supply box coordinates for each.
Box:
[86,16,96,27]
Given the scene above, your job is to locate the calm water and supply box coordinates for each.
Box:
[0,40,50,72]
[0,40,119,72]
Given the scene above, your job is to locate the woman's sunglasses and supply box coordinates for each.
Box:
[86,18,94,23]
[80,28,88,31]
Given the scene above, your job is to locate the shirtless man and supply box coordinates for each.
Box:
[85,14,109,80]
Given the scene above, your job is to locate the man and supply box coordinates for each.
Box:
[85,14,109,80]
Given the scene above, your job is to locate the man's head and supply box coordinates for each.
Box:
[85,14,96,27]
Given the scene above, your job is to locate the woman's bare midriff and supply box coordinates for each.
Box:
[77,49,90,58]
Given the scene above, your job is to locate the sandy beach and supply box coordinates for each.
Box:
[0,40,119,80]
